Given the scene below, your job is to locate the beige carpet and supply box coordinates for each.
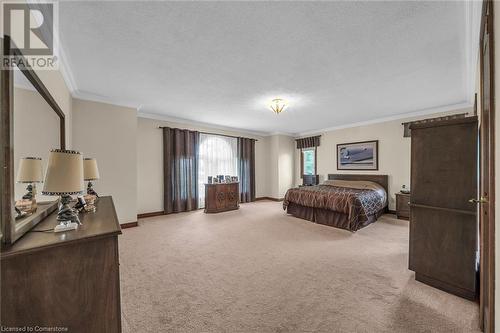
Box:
[119,201,480,333]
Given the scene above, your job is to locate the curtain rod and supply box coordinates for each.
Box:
[158,126,258,141]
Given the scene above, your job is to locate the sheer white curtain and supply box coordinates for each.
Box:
[198,133,238,208]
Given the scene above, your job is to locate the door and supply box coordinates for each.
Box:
[479,0,495,331]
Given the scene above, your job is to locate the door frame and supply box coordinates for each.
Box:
[479,0,495,332]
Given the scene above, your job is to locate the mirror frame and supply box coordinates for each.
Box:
[1,36,66,245]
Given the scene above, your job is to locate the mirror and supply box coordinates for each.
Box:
[12,64,59,219]
[1,36,66,245]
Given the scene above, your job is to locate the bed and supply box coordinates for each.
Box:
[283,174,388,232]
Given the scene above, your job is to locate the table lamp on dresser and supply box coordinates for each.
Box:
[42,149,84,232]
[16,157,43,213]
[83,157,100,197]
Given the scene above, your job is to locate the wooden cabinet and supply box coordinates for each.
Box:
[1,196,122,332]
[205,183,240,213]
[409,117,478,300]
[395,193,410,220]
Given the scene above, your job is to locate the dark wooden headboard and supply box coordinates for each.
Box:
[327,174,389,198]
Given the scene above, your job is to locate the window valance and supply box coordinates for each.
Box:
[296,135,321,149]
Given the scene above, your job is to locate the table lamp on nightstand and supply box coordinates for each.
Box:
[16,157,44,214]
[42,149,84,233]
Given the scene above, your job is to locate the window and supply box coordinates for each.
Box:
[197,133,238,208]
[301,148,316,176]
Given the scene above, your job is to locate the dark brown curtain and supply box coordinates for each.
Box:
[238,138,255,203]
[402,113,467,137]
[163,127,199,214]
[296,135,320,149]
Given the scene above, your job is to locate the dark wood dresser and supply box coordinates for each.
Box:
[409,117,478,300]
[204,183,240,213]
[395,192,410,220]
[1,196,122,332]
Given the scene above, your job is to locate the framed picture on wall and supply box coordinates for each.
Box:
[337,140,378,170]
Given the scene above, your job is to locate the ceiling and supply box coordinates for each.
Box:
[59,1,480,136]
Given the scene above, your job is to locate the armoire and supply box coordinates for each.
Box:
[409,116,478,300]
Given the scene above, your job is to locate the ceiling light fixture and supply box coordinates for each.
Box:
[269,98,288,114]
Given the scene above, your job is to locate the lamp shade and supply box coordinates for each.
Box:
[83,158,100,181]
[42,149,84,195]
[16,157,43,183]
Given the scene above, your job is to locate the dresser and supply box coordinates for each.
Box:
[409,117,478,300]
[395,192,410,220]
[1,196,122,332]
[204,183,240,213]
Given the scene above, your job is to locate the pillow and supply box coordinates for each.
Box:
[323,179,377,189]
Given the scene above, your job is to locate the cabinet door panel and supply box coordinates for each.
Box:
[411,207,477,293]
[411,121,477,211]
[215,188,226,210]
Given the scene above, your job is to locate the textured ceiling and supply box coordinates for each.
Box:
[59,1,472,135]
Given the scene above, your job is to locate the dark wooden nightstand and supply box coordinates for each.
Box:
[395,192,410,220]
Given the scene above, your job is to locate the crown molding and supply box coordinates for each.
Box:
[295,102,473,138]
[57,41,77,95]
[269,132,295,137]
[137,111,270,138]
[73,90,139,110]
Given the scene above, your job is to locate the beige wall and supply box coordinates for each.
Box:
[137,117,269,214]
[268,135,295,199]
[295,107,472,210]
[72,99,137,224]
[256,135,271,198]
[279,136,295,197]
[269,136,280,198]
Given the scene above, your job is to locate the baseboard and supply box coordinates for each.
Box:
[121,221,138,229]
[387,209,397,215]
[137,211,165,219]
[255,197,284,202]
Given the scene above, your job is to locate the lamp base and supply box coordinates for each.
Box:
[57,194,81,225]
[54,222,78,233]
[87,181,99,197]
